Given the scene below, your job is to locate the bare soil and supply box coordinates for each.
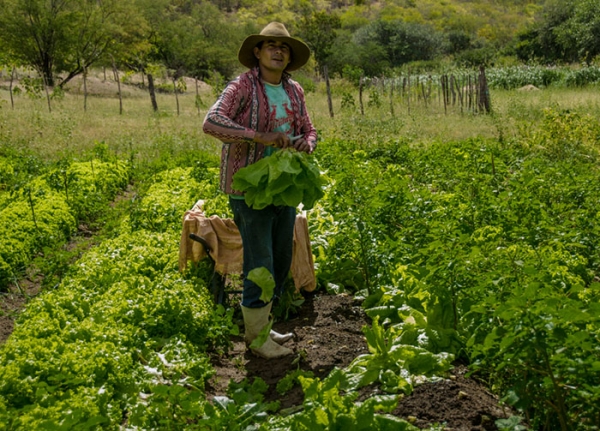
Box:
[206,291,515,430]
[0,277,41,344]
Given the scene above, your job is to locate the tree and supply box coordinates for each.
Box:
[0,0,142,87]
[298,10,341,72]
[562,0,600,64]
[353,20,443,69]
[514,0,600,64]
[328,31,389,78]
[128,0,239,110]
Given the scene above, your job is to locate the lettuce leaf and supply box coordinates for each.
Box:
[232,149,325,210]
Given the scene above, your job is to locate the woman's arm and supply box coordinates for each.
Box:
[203,78,256,143]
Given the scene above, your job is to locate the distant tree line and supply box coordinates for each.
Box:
[0,0,598,94]
[514,0,600,65]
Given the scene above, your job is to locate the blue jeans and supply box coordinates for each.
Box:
[230,197,296,308]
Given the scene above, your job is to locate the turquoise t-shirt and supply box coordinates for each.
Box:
[263,81,293,157]
[231,81,293,199]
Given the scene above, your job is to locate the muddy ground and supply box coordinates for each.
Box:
[206,291,516,430]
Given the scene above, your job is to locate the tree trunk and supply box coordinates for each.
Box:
[147,73,158,112]
[173,77,180,116]
[41,63,54,88]
[42,73,52,113]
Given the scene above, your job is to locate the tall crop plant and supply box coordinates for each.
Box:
[315,108,600,429]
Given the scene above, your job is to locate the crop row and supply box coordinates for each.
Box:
[0,164,238,429]
[486,65,600,89]
[311,107,600,430]
[0,157,129,290]
[2,107,599,429]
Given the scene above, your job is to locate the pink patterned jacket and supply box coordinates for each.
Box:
[203,67,318,195]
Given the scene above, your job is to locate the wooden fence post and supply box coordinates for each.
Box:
[83,66,88,112]
[195,78,201,115]
[172,76,180,116]
[467,74,473,110]
[324,65,334,118]
[455,74,464,114]
[441,75,447,115]
[147,73,158,112]
[359,75,364,116]
[390,79,394,117]
[478,66,491,113]
[407,70,411,115]
[9,66,15,109]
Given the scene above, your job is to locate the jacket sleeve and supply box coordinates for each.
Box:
[203,78,256,143]
[295,83,318,152]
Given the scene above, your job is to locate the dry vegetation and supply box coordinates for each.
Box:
[2,69,600,162]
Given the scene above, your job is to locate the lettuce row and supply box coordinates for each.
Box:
[0,160,129,290]
[128,166,225,233]
[0,166,236,429]
[0,230,220,429]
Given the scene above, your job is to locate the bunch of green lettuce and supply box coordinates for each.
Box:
[232,149,325,210]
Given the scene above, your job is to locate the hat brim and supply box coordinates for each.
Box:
[238,35,311,72]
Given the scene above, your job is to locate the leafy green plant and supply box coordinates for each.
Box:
[340,91,356,110]
[345,317,454,394]
[0,163,243,427]
[129,167,207,233]
[196,378,278,431]
[232,149,325,210]
[267,368,417,430]
[0,187,76,289]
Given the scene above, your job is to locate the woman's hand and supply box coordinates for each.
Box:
[292,137,314,154]
[253,131,313,153]
[253,131,292,149]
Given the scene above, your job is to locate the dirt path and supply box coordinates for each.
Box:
[207,291,515,430]
[0,277,41,344]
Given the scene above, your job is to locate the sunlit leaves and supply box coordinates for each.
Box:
[232,149,326,210]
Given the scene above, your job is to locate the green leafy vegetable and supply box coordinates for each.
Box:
[232,149,325,210]
[247,267,276,303]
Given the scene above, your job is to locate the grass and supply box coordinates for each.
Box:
[2,72,600,164]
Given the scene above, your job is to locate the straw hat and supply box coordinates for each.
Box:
[238,22,311,72]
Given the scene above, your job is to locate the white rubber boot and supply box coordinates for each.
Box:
[242,303,292,359]
[270,330,293,344]
[268,300,293,343]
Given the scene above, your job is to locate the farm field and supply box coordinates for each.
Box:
[1,72,600,430]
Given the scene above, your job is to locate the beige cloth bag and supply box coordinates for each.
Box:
[179,200,317,292]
